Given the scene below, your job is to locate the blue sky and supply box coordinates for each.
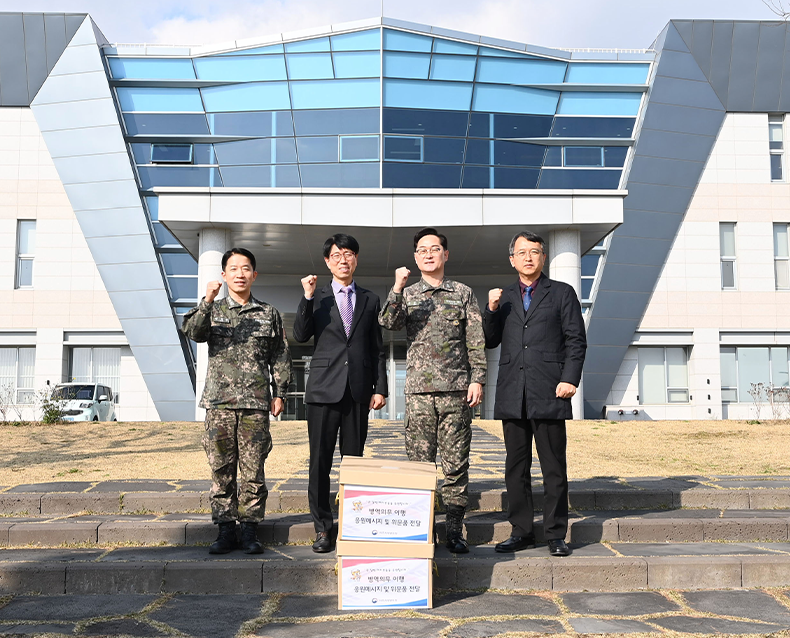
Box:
[2,0,783,49]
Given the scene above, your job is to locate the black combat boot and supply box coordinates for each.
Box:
[444,505,469,554]
[239,522,264,554]
[208,521,237,554]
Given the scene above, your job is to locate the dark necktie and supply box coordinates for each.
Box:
[523,286,533,313]
[340,286,354,338]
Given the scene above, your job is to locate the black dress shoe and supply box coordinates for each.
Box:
[495,535,536,553]
[312,531,334,553]
[547,539,570,556]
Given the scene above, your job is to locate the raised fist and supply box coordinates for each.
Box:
[301,274,318,299]
[488,288,503,312]
[206,280,222,303]
[394,267,411,293]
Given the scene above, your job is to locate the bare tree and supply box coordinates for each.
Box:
[0,383,14,422]
[748,382,766,421]
[764,0,790,18]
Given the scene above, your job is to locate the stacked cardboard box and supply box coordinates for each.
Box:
[336,457,437,610]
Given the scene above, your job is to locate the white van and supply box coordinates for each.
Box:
[52,383,117,422]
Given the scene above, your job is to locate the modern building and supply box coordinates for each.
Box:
[0,12,787,422]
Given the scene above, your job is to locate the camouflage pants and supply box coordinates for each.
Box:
[405,391,472,508]
[203,408,272,524]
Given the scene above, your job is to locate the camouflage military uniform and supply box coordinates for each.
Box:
[182,295,292,523]
[379,278,486,507]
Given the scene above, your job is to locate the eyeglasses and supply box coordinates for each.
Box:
[328,251,357,262]
[511,249,543,259]
[415,246,444,257]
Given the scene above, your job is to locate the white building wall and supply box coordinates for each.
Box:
[606,112,790,420]
[0,106,159,421]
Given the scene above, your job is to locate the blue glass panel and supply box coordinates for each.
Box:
[564,146,603,167]
[566,63,650,84]
[538,168,621,189]
[168,277,198,301]
[550,117,635,138]
[493,167,540,188]
[557,92,642,116]
[581,279,593,300]
[161,252,199,276]
[340,136,379,161]
[130,143,150,163]
[108,57,196,80]
[137,166,222,189]
[117,87,204,112]
[468,112,493,138]
[472,85,559,115]
[152,221,179,247]
[194,55,287,81]
[433,39,477,55]
[285,37,330,53]
[124,113,210,136]
[145,196,159,220]
[383,162,461,187]
[208,111,267,136]
[494,141,546,167]
[275,164,301,187]
[296,137,338,162]
[273,138,298,163]
[293,109,379,135]
[287,53,334,80]
[217,43,284,56]
[215,139,272,165]
[384,52,430,79]
[604,146,628,167]
[424,137,465,164]
[384,108,468,136]
[383,29,432,53]
[193,144,215,164]
[479,47,535,58]
[151,144,192,163]
[290,79,379,109]
[465,138,490,164]
[331,29,380,51]
[430,55,476,82]
[384,80,473,111]
[300,162,379,187]
[468,113,554,138]
[334,51,380,78]
[543,146,562,166]
[219,165,273,187]
[202,82,291,112]
[581,253,600,276]
[461,166,491,188]
[384,136,421,161]
[477,57,566,84]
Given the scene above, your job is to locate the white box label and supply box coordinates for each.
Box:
[341,484,432,542]
[340,557,430,609]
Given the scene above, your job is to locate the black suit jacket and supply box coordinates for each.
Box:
[293,283,388,405]
[483,274,586,420]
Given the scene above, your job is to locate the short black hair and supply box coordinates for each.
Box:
[322,234,360,259]
[414,227,448,251]
[221,247,256,272]
[509,231,545,256]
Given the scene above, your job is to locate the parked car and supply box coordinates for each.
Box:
[51,383,117,422]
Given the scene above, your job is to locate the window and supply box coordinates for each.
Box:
[15,221,35,289]
[0,347,35,404]
[775,223,790,290]
[638,347,689,404]
[384,136,423,162]
[70,347,121,403]
[151,144,193,164]
[720,222,737,290]
[581,254,601,302]
[721,346,789,402]
[770,114,784,182]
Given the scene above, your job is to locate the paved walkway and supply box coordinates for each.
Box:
[1,589,790,636]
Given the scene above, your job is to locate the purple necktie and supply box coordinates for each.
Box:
[340,286,354,338]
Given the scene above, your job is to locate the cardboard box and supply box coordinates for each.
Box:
[338,457,437,543]
[337,541,433,610]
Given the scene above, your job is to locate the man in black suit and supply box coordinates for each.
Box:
[483,231,586,557]
[293,234,388,553]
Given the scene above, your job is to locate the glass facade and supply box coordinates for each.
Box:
[108,27,648,192]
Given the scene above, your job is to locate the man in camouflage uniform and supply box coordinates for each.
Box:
[379,228,486,553]
[182,247,292,555]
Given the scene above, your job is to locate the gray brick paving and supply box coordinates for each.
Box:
[561,591,680,615]
[426,591,560,617]
[82,618,166,636]
[446,619,564,636]
[611,542,776,556]
[651,615,785,634]
[683,589,790,625]
[568,617,657,633]
[0,594,155,620]
[275,594,395,617]
[0,623,75,635]
[148,594,266,638]
[254,618,450,637]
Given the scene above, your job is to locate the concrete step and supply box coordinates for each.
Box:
[2,511,790,547]
[2,542,790,595]
[2,484,789,516]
